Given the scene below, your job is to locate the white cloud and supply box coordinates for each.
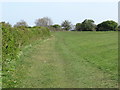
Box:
[0,0,119,2]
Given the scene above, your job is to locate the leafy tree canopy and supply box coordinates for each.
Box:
[97,20,118,31]
[61,20,72,31]
[81,19,96,31]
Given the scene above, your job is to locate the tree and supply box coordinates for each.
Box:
[49,24,61,31]
[117,25,120,31]
[97,20,118,31]
[61,20,72,31]
[35,17,53,27]
[51,24,61,29]
[14,20,28,27]
[81,19,96,31]
[75,23,82,31]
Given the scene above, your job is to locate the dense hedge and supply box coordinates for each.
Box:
[1,22,50,88]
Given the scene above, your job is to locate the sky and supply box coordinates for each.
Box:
[0,0,119,26]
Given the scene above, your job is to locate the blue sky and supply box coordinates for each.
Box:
[1,2,118,26]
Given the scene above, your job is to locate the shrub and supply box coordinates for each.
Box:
[1,22,50,88]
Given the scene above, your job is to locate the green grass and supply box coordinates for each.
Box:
[13,31,118,88]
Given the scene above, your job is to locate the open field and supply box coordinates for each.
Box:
[10,31,118,88]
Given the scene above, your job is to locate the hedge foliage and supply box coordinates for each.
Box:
[1,22,50,88]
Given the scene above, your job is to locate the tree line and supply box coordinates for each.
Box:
[75,19,119,31]
[3,17,119,31]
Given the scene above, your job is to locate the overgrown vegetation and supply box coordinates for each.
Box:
[1,22,50,88]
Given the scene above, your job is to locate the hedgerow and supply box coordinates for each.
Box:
[1,22,50,88]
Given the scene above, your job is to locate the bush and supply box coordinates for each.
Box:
[2,22,50,88]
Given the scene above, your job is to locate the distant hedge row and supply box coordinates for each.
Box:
[75,20,119,31]
[1,22,50,87]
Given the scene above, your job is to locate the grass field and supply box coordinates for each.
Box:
[14,31,118,88]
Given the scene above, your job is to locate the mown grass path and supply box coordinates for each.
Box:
[18,32,118,88]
